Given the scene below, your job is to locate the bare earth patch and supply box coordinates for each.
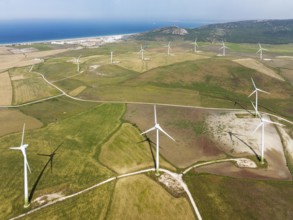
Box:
[124,104,225,168]
[233,58,284,81]
[0,109,43,137]
[33,192,64,206]
[0,72,12,105]
[158,173,185,196]
[0,49,68,72]
[205,111,291,180]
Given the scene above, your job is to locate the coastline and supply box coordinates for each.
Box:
[0,32,138,47]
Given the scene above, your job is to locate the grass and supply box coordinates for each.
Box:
[9,67,60,105]
[0,103,125,219]
[99,123,175,174]
[19,96,98,125]
[107,175,196,220]
[184,173,293,220]
[21,182,115,220]
[35,59,77,82]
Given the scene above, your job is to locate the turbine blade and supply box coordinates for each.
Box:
[25,156,31,173]
[262,119,284,126]
[53,142,63,154]
[248,90,256,97]
[257,88,270,94]
[37,153,51,157]
[141,126,156,135]
[10,147,21,150]
[253,122,263,135]
[154,105,157,124]
[158,126,175,142]
[251,78,256,89]
[21,123,25,146]
[50,159,53,173]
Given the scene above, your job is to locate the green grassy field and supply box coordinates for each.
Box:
[0,103,125,219]
[184,173,293,220]
[107,175,195,220]
[1,39,293,220]
[99,123,175,174]
[9,67,60,105]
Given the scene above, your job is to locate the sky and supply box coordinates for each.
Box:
[0,0,292,22]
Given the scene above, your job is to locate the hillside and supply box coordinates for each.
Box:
[133,19,293,44]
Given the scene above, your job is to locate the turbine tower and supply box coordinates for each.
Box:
[110,51,113,64]
[192,39,198,52]
[141,105,175,175]
[164,41,171,56]
[248,78,270,116]
[257,43,268,60]
[220,41,228,56]
[76,55,81,72]
[252,109,284,164]
[10,124,31,208]
[138,45,145,60]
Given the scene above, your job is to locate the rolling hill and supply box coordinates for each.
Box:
[133,19,293,44]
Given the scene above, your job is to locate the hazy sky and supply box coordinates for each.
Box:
[0,0,292,21]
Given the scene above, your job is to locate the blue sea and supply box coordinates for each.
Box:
[0,20,208,44]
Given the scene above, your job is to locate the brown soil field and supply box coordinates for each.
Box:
[0,72,13,105]
[233,58,284,81]
[0,47,12,55]
[204,111,292,180]
[107,175,195,220]
[124,104,225,168]
[0,49,68,72]
[0,109,43,137]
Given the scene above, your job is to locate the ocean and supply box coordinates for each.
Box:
[0,20,207,44]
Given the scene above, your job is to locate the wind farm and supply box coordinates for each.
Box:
[0,17,293,220]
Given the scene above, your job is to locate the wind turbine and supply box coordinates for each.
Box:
[164,41,171,56]
[10,123,31,208]
[37,142,63,173]
[76,55,81,72]
[248,78,270,116]
[220,41,228,56]
[252,105,284,164]
[110,51,113,64]
[257,43,268,60]
[138,45,145,60]
[192,39,198,53]
[141,105,175,175]
[29,64,34,72]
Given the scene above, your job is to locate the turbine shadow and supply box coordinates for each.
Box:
[28,158,51,202]
[28,143,62,203]
[137,134,156,169]
[227,131,260,161]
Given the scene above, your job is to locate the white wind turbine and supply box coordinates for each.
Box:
[138,45,145,60]
[257,43,268,60]
[110,51,113,64]
[76,55,81,72]
[10,123,31,208]
[141,105,175,175]
[220,41,228,56]
[248,78,270,116]
[192,38,198,52]
[252,104,284,164]
[164,41,171,56]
